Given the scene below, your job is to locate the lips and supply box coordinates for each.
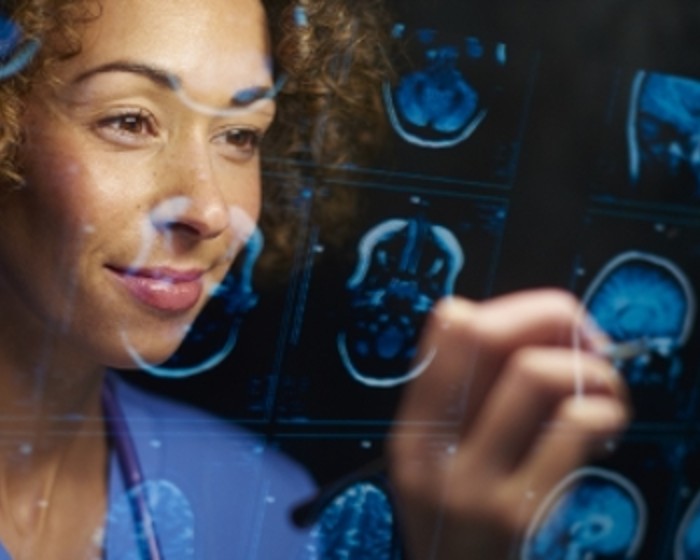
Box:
[108,266,204,312]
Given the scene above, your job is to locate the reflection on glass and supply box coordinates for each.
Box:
[0,15,40,80]
[383,26,505,149]
[105,479,195,560]
[521,467,646,560]
[628,71,700,197]
[122,227,263,378]
[337,216,463,387]
[583,251,694,390]
[675,487,700,559]
[300,482,394,560]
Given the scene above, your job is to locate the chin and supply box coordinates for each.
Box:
[106,329,186,371]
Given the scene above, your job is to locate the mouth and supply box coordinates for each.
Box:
[107,265,205,313]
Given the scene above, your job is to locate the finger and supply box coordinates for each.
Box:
[464,347,624,473]
[393,290,595,451]
[514,395,629,502]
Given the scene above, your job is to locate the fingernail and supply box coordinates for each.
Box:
[579,315,611,354]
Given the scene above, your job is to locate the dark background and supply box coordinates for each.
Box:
[124,1,700,556]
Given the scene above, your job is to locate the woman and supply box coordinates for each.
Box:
[0,0,628,558]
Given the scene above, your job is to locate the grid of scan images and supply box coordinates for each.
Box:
[126,1,700,557]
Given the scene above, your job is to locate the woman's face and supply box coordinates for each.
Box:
[0,0,274,368]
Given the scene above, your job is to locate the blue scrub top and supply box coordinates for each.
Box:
[0,372,399,559]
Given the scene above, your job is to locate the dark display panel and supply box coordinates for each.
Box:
[125,1,700,556]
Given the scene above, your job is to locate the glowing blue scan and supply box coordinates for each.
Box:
[521,467,646,560]
[675,488,700,559]
[105,479,195,559]
[383,26,506,148]
[122,228,263,378]
[300,482,395,560]
[337,216,463,388]
[0,15,40,80]
[582,251,695,389]
[628,71,700,196]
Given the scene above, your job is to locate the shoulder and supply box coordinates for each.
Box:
[106,371,316,559]
[107,370,314,493]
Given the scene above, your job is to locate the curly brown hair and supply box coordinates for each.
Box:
[0,0,393,273]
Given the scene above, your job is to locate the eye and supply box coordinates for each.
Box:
[214,127,263,161]
[93,109,158,144]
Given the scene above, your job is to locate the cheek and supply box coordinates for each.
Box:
[224,204,259,260]
[224,167,262,220]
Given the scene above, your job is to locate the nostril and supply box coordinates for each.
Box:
[150,196,193,229]
[150,194,230,239]
[163,221,201,237]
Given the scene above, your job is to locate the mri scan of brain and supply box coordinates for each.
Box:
[126,229,263,378]
[675,488,700,560]
[337,216,463,387]
[106,479,195,560]
[628,71,700,197]
[521,467,646,560]
[582,251,695,390]
[0,15,40,80]
[383,26,505,149]
[300,482,395,560]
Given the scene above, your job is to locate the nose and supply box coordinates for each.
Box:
[151,142,231,240]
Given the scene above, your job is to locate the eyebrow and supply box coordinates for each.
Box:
[73,60,275,108]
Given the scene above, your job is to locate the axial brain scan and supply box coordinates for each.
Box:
[301,482,394,560]
[676,488,700,560]
[383,26,506,149]
[337,216,463,388]
[521,468,646,560]
[106,479,195,560]
[125,229,263,378]
[0,15,40,80]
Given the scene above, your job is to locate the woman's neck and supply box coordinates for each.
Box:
[0,317,110,558]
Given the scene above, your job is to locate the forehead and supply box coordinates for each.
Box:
[62,0,272,94]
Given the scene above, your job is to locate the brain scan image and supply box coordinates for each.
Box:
[383,25,506,149]
[675,488,700,559]
[337,216,463,388]
[300,482,395,560]
[106,479,195,559]
[521,467,646,560]
[125,228,263,378]
[628,71,700,198]
[0,15,40,80]
[582,251,695,391]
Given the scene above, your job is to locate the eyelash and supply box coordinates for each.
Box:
[214,127,264,161]
[94,109,157,141]
[93,109,264,160]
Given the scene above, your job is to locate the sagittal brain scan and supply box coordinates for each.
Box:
[521,467,646,560]
[383,25,506,149]
[337,216,463,387]
[628,71,700,198]
[582,251,695,391]
[676,488,700,559]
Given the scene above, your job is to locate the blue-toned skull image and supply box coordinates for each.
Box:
[675,488,700,559]
[124,228,263,378]
[105,479,195,559]
[582,251,695,390]
[0,15,40,80]
[628,71,700,197]
[383,26,506,149]
[337,217,463,387]
[300,482,395,560]
[521,467,646,560]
